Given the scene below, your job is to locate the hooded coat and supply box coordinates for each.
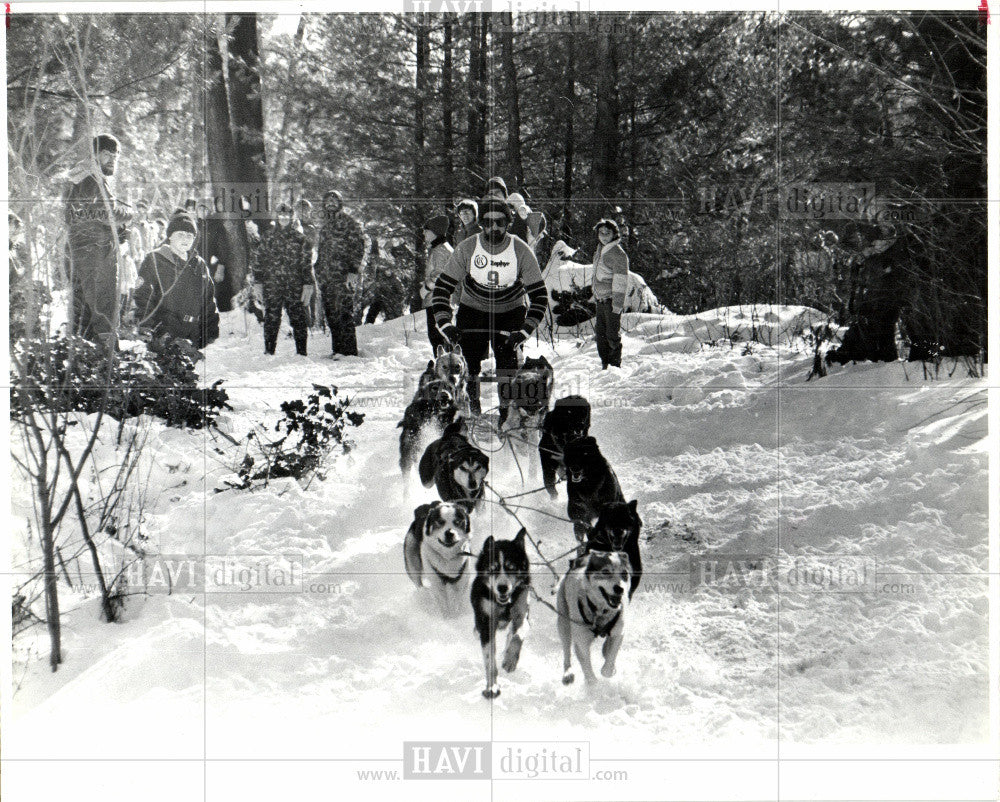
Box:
[134,243,220,348]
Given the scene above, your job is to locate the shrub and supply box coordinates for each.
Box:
[10,330,230,429]
[221,384,364,490]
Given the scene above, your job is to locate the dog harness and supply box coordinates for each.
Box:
[577,596,622,639]
[431,561,468,585]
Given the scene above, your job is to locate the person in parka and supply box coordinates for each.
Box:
[133,211,219,350]
[453,198,482,246]
[590,218,629,369]
[252,203,313,356]
[314,190,365,356]
[64,133,134,343]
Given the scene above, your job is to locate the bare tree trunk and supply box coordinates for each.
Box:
[442,15,454,200]
[589,22,620,230]
[36,466,62,671]
[466,13,486,192]
[561,19,576,236]
[205,24,249,305]
[226,13,269,222]
[412,18,430,311]
[500,12,523,188]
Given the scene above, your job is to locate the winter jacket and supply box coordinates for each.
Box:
[65,169,133,252]
[134,244,220,348]
[251,221,312,295]
[422,238,454,308]
[314,209,365,289]
[591,238,629,314]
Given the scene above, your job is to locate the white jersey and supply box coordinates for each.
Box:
[469,235,519,291]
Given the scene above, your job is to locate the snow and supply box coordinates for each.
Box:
[7,303,991,773]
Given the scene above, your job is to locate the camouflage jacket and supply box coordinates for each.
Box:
[315,210,364,287]
[251,222,312,292]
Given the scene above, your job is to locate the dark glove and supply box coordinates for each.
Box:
[506,329,529,350]
[439,324,461,346]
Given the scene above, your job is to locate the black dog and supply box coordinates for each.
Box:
[538,395,592,498]
[585,500,643,599]
[398,383,457,475]
[470,528,531,698]
[418,419,489,511]
[563,435,625,541]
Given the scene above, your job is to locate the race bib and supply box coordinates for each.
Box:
[470,236,518,289]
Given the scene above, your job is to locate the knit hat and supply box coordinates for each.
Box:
[166,211,197,238]
[593,218,620,239]
[322,190,343,208]
[93,134,120,154]
[479,196,512,224]
[506,192,525,208]
[423,214,450,240]
[455,198,478,218]
[485,176,508,199]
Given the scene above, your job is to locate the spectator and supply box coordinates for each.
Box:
[454,199,482,245]
[484,176,508,200]
[64,133,133,344]
[314,189,365,356]
[590,218,629,369]
[421,215,453,352]
[252,202,312,356]
[133,210,219,350]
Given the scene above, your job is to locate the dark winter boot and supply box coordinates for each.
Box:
[294,332,308,356]
[467,377,481,416]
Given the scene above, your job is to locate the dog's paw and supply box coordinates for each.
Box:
[562,670,575,685]
[482,685,501,699]
[501,640,522,673]
[601,662,616,678]
[546,488,558,500]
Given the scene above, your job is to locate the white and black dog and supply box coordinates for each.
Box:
[557,550,631,685]
[470,528,531,698]
[403,501,473,617]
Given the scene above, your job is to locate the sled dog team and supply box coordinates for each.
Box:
[398,346,643,698]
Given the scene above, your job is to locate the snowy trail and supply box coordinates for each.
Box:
[9,305,989,766]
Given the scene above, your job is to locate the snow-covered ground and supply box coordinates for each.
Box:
[6,300,992,800]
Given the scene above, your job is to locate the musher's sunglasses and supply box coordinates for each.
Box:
[482,215,507,229]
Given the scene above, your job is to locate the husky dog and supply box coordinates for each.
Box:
[538,395,592,498]
[500,356,555,473]
[418,419,490,511]
[563,436,625,542]
[557,550,631,685]
[429,345,472,418]
[398,347,473,475]
[585,500,643,599]
[403,501,473,617]
[470,529,531,698]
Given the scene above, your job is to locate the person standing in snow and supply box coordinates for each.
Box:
[64,133,134,344]
[590,218,629,370]
[430,196,548,421]
[421,215,453,352]
[133,210,219,350]
[314,189,365,356]
[251,202,313,356]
